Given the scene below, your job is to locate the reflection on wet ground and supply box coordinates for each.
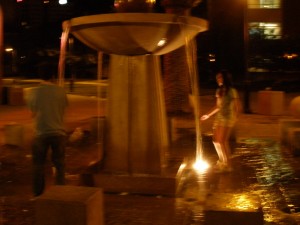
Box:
[237,138,300,224]
[177,137,300,225]
[1,135,300,224]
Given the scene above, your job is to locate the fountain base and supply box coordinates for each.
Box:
[80,172,177,196]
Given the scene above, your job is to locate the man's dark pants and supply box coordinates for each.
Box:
[32,134,66,196]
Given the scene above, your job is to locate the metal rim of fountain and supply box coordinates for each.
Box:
[62,13,208,56]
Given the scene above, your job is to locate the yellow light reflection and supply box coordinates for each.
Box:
[193,159,210,173]
[226,194,260,211]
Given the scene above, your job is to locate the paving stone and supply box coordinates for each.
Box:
[203,193,263,225]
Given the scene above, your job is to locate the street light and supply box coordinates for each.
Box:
[59,0,67,5]
[5,48,13,52]
[5,47,17,75]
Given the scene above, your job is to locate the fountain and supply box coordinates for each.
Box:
[59,0,208,196]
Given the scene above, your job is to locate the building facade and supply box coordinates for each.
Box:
[202,0,300,85]
[246,0,300,73]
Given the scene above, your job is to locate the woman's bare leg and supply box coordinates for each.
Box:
[212,126,225,163]
[213,125,234,171]
[223,127,233,161]
[218,126,233,167]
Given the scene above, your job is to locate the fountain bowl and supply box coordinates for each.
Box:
[63,13,208,56]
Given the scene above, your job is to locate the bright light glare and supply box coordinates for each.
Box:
[193,160,209,172]
[157,38,167,47]
[59,0,68,5]
[264,23,277,28]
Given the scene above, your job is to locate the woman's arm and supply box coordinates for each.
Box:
[201,89,221,121]
[201,106,220,120]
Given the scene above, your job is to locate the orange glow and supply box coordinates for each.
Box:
[5,48,13,52]
[283,53,298,59]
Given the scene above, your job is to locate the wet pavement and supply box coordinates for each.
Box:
[1,81,300,224]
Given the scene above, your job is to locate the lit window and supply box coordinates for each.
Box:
[249,22,281,39]
[248,0,281,9]
[260,0,280,8]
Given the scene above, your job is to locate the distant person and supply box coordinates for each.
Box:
[201,70,241,172]
[27,63,68,196]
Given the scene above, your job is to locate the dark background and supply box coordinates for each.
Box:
[1,0,300,91]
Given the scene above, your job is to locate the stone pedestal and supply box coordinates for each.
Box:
[35,186,104,225]
[204,193,263,225]
[257,90,284,115]
[104,55,169,175]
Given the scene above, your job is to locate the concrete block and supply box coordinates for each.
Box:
[257,90,284,115]
[290,96,300,118]
[8,86,25,106]
[3,123,24,147]
[279,119,300,146]
[35,185,104,225]
[204,193,263,225]
[287,128,300,156]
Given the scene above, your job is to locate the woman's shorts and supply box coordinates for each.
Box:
[213,118,236,128]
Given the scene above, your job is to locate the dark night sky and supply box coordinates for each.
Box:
[1,0,212,78]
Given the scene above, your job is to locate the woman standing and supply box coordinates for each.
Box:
[201,70,241,172]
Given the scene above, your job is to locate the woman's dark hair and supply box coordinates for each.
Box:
[219,69,233,88]
[217,69,233,96]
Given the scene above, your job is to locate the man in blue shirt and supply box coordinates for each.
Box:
[28,63,68,196]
